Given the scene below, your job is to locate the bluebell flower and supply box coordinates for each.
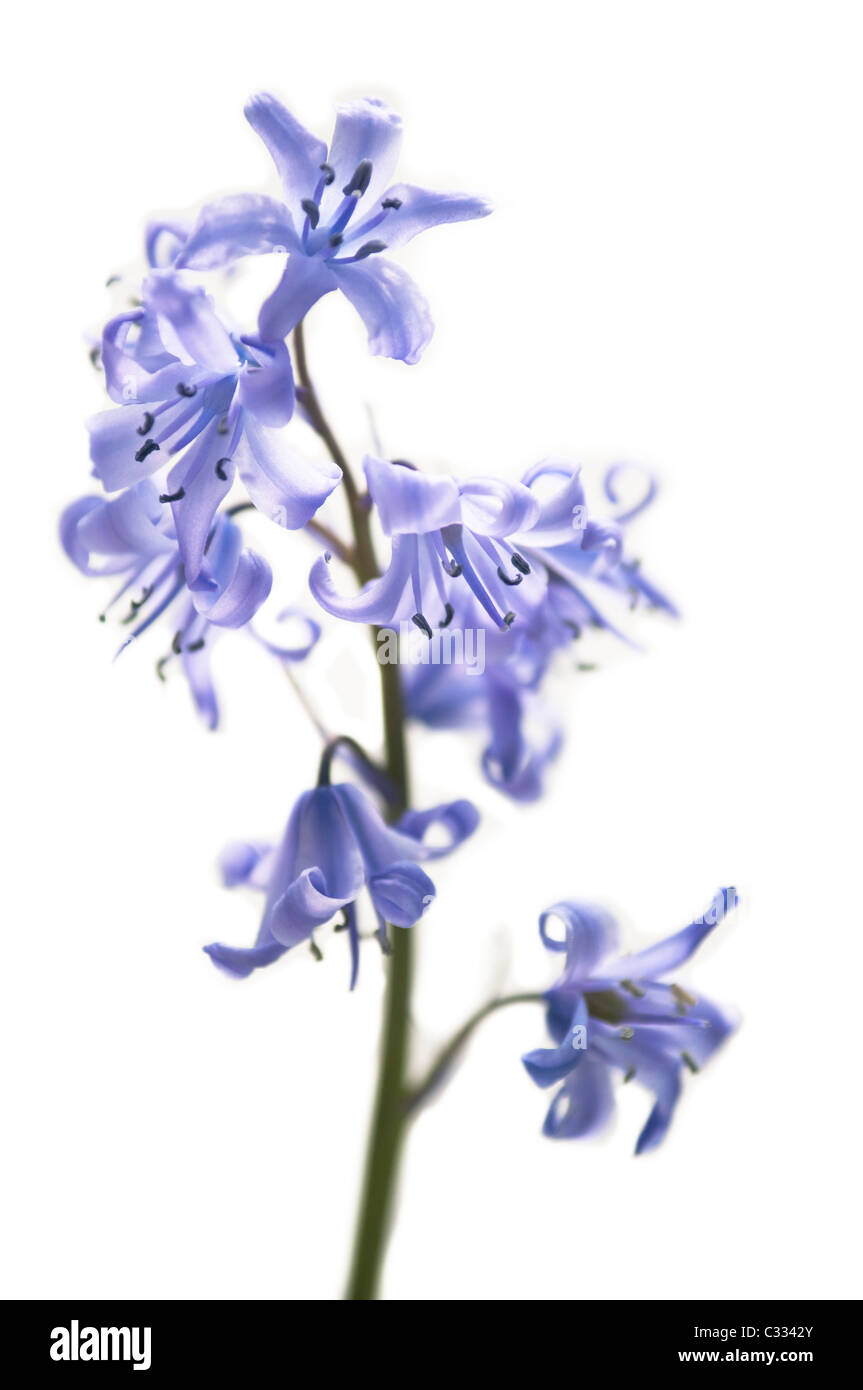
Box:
[522,888,738,1153]
[60,479,317,728]
[174,93,492,362]
[205,786,478,986]
[87,269,341,587]
[311,455,546,633]
[514,460,678,623]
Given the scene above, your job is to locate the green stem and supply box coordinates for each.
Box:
[293,317,413,1300]
[404,993,545,1117]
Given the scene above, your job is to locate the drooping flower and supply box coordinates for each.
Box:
[87,269,341,586]
[174,93,492,363]
[205,781,478,986]
[522,888,738,1153]
[60,479,317,728]
[311,455,546,634]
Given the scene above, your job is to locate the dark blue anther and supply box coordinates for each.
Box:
[511,552,530,575]
[215,458,231,481]
[439,603,455,629]
[343,159,373,197]
[352,240,387,260]
[176,382,197,398]
[497,565,523,587]
[134,439,160,464]
[159,487,185,504]
[319,162,335,185]
[301,199,320,229]
[137,412,155,437]
[412,612,433,639]
[382,197,403,210]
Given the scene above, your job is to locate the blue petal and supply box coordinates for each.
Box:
[234,416,341,528]
[364,455,461,535]
[603,888,738,984]
[332,258,433,364]
[458,477,540,538]
[604,462,659,524]
[143,272,239,375]
[73,480,175,564]
[397,800,480,858]
[192,521,272,630]
[543,1054,615,1139]
[176,194,301,270]
[334,783,432,874]
[516,459,591,547]
[244,92,328,210]
[322,98,402,218]
[264,789,365,948]
[368,861,435,928]
[258,253,336,340]
[218,841,275,890]
[236,338,295,427]
[370,183,492,249]
[167,419,236,583]
[522,995,590,1088]
[203,938,286,979]
[539,901,620,975]
[88,404,167,492]
[309,534,414,624]
[145,217,192,268]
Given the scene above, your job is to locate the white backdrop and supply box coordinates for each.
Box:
[2,0,861,1301]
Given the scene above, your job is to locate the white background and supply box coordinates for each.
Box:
[2,0,861,1301]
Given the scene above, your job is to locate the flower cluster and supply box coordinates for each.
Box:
[63,90,736,1168]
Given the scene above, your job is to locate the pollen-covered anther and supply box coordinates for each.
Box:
[186,638,205,653]
[503,612,516,629]
[176,382,197,398]
[300,198,320,229]
[511,552,530,575]
[381,196,403,210]
[681,1050,700,1073]
[309,937,324,962]
[215,457,231,481]
[159,487,186,504]
[623,1066,636,1083]
[412,612,433,640]
[137,412,155,437]
[439,603,454,629]
[134,438,160,464]
[216,416,230,436]
[620,978,646,998]
[671,983,697,1011]
[619,1026,635,1040]
[329,233,343,248]
[342,158,373,197]
[171,631,183,655]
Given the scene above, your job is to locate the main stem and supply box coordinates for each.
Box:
[293,320,413,1301]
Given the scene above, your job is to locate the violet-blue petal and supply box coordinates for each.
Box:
[234,417,341,529]
[458,477,540,538]
[258,254,336,341]
[371,183,492,249]
[334,782,432,873]
[364,455,462,535]
[539,900,620,970]
[309,535,414,624]
[203,937,286,979]
[324,98,402,215]
[368,861,435,928]
[218,841,276,890]
[236,339,295,427]
[397,800,480,858]
[176,193,301,270]
[332,257,433,364]
[522,995,590,1088]
[543,1054,615,1139]
[602,888,738,984]
[244,92,328,208]
[143,272,238,376]
[167,420,236,584]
